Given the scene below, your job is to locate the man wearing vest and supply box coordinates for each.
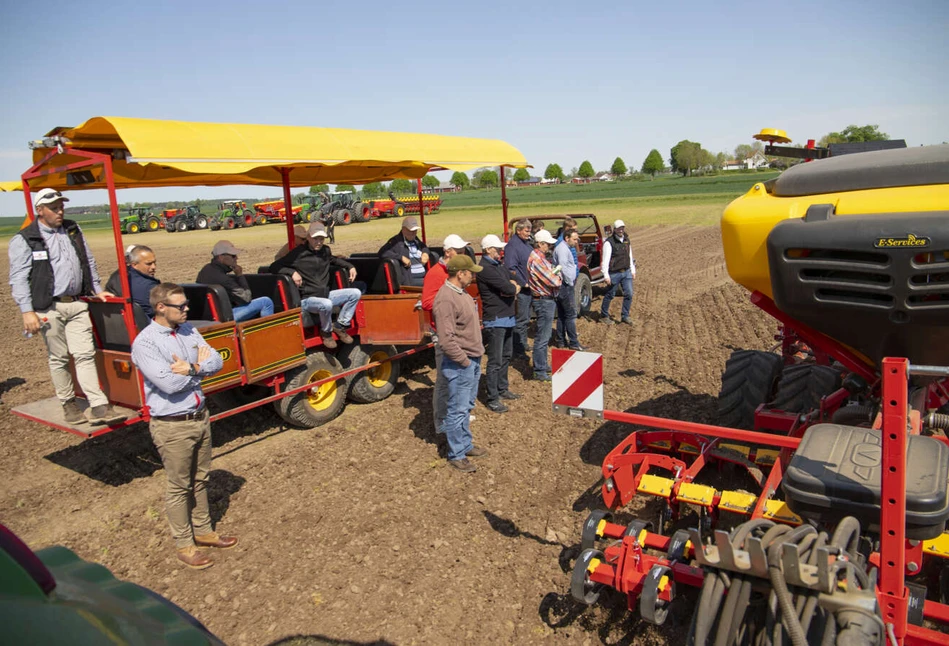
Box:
[599,219,636,325]
[8,189,126,426]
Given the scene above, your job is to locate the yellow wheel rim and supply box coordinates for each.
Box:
[130,224,138,233]
[306,369,337,411]
[148,220,158,230]
[366,351,392,388]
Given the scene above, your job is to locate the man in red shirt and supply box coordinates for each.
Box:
[422,234,470,435]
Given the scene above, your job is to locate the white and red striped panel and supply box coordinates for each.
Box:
[551,349,603,414]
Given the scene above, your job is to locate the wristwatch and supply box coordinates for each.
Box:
[188,364,198,377]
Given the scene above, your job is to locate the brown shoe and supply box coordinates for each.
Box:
[194,532,239,550]
[320,332,338,349]
[88,404,126,426]
[466,446,489,458]
[63,399,86,425]
[333,324,354,344]
[448,457,477,473]
[177,545,214,570]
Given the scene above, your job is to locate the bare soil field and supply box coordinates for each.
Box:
[0,222,776,645]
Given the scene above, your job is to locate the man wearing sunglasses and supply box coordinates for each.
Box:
[8,188,125,426]
[197,240,274,322]
[131,282,233,570]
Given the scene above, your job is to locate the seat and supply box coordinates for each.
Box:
[87,302,152,352]
[245,273,300,312]
[347,257,401,294]
[181,283,234,326]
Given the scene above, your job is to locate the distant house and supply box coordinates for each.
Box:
[571,177,595,184]
[424,181,461,194]
[516,176,543,187]
[540,177,560,185]
[723,151,769,171]
[594,172,614,182]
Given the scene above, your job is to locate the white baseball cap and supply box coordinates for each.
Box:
[34,188,69,209]
[481,234,506,250]
[613,219,626,229]
[401,217,421,231]
[534,229,556,245]
[212,240,244,257]
[443,233,469,250]
[308,221,329,238]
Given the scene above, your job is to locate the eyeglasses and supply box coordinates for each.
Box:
[162,300,190,312]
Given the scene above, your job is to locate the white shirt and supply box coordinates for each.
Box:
[600,234,636,278]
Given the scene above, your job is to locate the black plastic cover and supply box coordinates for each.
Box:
[783,424,949,540]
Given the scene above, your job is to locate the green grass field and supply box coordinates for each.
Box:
[0,172,777,238]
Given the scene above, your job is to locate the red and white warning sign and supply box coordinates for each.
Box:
[551,349,603,417]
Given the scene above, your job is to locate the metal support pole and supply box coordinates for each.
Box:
[281,168,296,251]
[417,178,426,245]
[500,165,509,241]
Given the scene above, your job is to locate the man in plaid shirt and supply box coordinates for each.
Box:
[527,230,562,382]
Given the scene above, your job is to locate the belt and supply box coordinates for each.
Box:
[532,294,556,300]
[154,407,207,422]
[53,295,79,303]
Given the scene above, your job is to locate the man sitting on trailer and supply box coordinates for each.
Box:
[273,224,309,261]
[197,241,274,322]
[130,282,234,570]
[8,188,126,426]
[378,216,430,287]
[104,245,160,317]
[268,221,360,350]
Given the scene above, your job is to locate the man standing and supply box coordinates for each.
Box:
[432,255,486,473]
[131,283,233,570]
[477,234,520,413]
[8,188,125,426]
[599,219,636,325]
[553,230,583,350]
[422,233,469,434]
[105,245,160,317]
[269,221,360,349]
[378,217,430,287]
[503,218,533,360]
[527,229,562,382]
[197,241,274,322]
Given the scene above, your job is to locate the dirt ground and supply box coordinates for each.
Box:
[0,222,776,645]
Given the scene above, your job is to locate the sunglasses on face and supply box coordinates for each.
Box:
[162,300,190,312]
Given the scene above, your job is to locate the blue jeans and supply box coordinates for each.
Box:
[301,288,361,332]
[555,283,578,348]
[514,290,533,356]
[531,297,556,379]
[440,355,481,460]
[600,270,634,320]
[433,345,448,433]
[232,297,275,322]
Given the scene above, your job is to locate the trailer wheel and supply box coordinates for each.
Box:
[275,352,349,428]
[195,215,209,230]
[580,510,612,551]
[166,220,177,233]
[394,203,406,217]
[340,344,401,403]
[769,363,842,415]
[570,548,605,605]
[717,350,783,430]
[255,214,268,225]
[575,273,593,315]
[209,218,222,231]
[335,209,352,225]
[175,219,189,232]
[223,216,237,230]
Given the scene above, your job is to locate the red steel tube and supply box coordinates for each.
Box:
[602,410,802,449]
[282,168,296,252]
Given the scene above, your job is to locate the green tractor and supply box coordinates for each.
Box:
[119,207,160,234]
[214,200,257,229]
[297,194,329,223]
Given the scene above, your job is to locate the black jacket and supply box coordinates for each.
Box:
[378,233,429,284]
[476,256,517,322]
[196,259,252,306]
[268,244,354,298]
[17,219,94,311]
[105,267,161,317]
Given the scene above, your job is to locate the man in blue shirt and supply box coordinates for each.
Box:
[105,245,160,318]
[378,217,430,287]
[503,219,534,360]
[553,230,583,350]
[131,282,235,570]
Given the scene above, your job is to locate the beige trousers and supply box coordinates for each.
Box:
[149,411,213,549]
[38,300,107,407]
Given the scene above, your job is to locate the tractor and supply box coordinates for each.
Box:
[331,191,371,224]
[567,143,949,644]
[217,199,257,228]
[162,204,209,233]
[118,207,159,234]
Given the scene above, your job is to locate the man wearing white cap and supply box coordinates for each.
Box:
[269,221,360,349]
[8,188,125,426]
[527,229,563,381]
[197,241,274,322]
[599,219,636,325]
[477,234,521,412]
[379,216,430,287]
[422,233,469,433]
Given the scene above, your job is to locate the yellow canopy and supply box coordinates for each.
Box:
[0,181,21,192]
[26,116,528,190]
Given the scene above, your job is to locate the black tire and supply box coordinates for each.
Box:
[304,211,312,223]
[128,221,140,234]
[243,210,255,227]
[717,350,783,430]
[195,215,209,230]
[175,219,189,232]
[575,273,593,315]
[275,352,349,428]
[394,203,406,217]
[339,344,401,404]
[166,219,177,233]
[770,363,842,414]
[334,209,352,226]
[223,216,237,230]
[255,214,267,225]
[209,218,222,231]
[146,216,161,231]
[352,204,369,223]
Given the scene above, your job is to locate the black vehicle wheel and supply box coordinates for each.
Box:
[717,350,783,430]
[165,219,177,233]
[770,363,842,414]
[339,344,401,404]
[575,273,593,315]
[394,203,406,217]
[243,210,255,227]
[223,216,237,230]
[275,352,349,428]
[335,209,352,226]
[209,218,222,231]
[146,216,161,231]
[128,221,140,234]
[304,211,312,223]
[175,219,189,232]
[255,214,268,225]
[195,215,209,230]
[580,510,612,552]
[570,548,606,605]
[352,204,369,223]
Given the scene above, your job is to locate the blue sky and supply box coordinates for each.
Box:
[1,0,946,214]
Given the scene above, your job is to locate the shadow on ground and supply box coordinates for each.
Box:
[267,636,396,646]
